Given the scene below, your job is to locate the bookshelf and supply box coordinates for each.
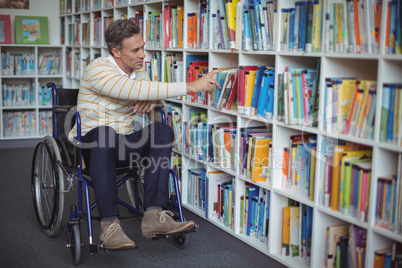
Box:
[58,0,402,267]
[0,45,64,140]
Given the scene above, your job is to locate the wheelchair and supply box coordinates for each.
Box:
[31,83,196,265]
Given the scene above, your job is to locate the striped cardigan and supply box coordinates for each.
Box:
[68,57,187,140]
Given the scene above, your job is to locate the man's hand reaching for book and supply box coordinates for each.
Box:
[186,69,222,94]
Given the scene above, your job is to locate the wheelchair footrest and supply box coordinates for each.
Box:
[91,243,138,254]
[151,223,199,240]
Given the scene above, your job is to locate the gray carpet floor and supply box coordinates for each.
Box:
[0,147,283,268]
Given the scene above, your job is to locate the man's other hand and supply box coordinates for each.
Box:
[131,100,158,114]
[186,69,223,94]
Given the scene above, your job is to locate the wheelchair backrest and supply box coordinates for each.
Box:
[49,83,79,140]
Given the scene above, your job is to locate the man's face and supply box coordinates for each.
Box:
[113,33,146,73]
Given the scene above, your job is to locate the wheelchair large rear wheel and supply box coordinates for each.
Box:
[31,136,65,237]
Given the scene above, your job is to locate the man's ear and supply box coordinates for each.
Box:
[111,48,120,58]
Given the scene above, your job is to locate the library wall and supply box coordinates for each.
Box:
[1,0,59,44]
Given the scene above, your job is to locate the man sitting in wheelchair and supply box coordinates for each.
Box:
[67,19,221,250]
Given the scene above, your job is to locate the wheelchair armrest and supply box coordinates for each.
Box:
[155,107,166,125]
[53,105,76,114]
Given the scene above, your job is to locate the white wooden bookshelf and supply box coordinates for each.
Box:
[58,0,402,267]
[0,44,64,140]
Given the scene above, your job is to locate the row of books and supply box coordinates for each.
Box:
[324,78,377,140]
[324,0,381,54]
[93,13,102,46]
[384,0,402,54]
[183,107,208,161]
[324,224,367,268]
[375,153,402,234]
[186,55,209,104]
[164,54,184,83]
[66,48,81,79]
[187,168,206,211]
[380,83,402,146]
[146,11,161,48]
[61,0,148,14]
[280,1,322,52]
[375,242,402,267]
[212,1,278,51]
[208,122,237,172]
[282,199,313,267]
[3,111,37,137]
[67,18,81,46]
[282,135,317,200]
[277,62,320,127]
[129,10,145,39]
[82,21,91,46]
[38,55,61,75]
[169,152,182,197]
[1,83,53,107]
[163,3,184,49]
[206,170,235,230]
[211,65,276,118]
[239,126,272,183]
[1,52,35,76]
[144,51,162,82]
[2,83,35,107]
[166,103,183,153]
[240,184,270,245]
[38,85,53,106]
[319,139,372,222]
[38,111,53,136]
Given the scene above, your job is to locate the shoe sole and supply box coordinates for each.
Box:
[101,243,138,250]
[142,223,195,238]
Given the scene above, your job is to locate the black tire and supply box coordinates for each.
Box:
[31,136,64,237]
[70,224,81,266]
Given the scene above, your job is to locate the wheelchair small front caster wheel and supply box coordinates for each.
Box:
[171,215,190,249]
[67,224,81,266]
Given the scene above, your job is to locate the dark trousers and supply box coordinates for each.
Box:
[81,123,174,218]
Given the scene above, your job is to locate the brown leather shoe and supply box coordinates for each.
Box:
[141,209,195,238]
[100,219,136,249]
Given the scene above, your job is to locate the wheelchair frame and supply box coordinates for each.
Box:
[31,83,193,265]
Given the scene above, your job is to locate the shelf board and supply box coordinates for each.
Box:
[182,152,206,165]
[273,188,314,206]
[277,50,322,58]
[2,75,36,79]
[276,121,318,134]
[238,174,272,191]
[323,52,380,60]
[2,106,36,110]
[377,141,402,153]
[239,114,274,125]
[208,162,237,176]
[371,226,402,243]
[316,206,370,229]
[319,130,376,147]
[208,105,238,116]
[268,252,310,268]
[166,98,183,104]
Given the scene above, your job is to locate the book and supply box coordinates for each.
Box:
[289,206,300,257]
[325,224,350,268]
[282,206,291,256]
